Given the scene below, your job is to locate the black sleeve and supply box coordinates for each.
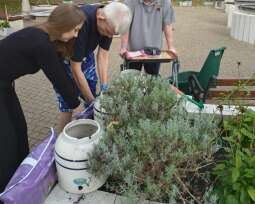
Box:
[35,42,80,109]
[71,25,88,62]
[99,36,112,50]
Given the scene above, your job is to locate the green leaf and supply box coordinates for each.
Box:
[226,194,239,204]
[240,128,254,139]
[233,182,241,191]
[244,169,255,178]
[248,186,255,201]
[224,147,232,153]
[214,163,226,171]
[244,117,252,122]
[240,188,250,204]
[232,168,240,183]
[0,20,10,28]
[243,148,252,156]
[223,137,236,144]
[235,152,241,169]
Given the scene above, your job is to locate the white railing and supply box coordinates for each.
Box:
[230,10,255,44]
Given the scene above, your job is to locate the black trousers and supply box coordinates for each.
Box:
[128,62,161,75]
[0,81,29,194]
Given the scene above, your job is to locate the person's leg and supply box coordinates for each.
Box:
[144,62,161,76]
[54,88,75,131]
[54,60,78,131]
[127,62,143,71]
[59,112,72,131]
[57,54,97,130]
[0,85,28,192]
[9,86,29,163]
[59,103,86,131]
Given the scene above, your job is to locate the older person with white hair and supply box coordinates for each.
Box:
[54,2,132,130]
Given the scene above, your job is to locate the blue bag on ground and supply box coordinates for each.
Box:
[0,128,57,204]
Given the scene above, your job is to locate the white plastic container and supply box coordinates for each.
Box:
[55,119,105,194]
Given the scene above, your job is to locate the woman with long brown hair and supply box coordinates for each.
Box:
[0,4,85,193]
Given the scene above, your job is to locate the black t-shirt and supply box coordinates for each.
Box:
[0,27,80,109]
[71,5,113,62]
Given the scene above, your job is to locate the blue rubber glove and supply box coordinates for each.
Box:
[100,83,109,92]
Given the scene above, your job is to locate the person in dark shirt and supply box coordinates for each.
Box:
[54,2,132,130]
[0,4,85,193]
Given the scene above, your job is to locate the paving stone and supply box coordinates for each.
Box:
[114,195,150,204]
[45,185,116,204]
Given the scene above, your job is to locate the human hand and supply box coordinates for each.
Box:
[169,47,177,57]
[73,99,95,120]
[119,47,128,58]
[100,83,109,92]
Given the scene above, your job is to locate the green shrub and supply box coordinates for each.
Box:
[89,75,219,203]
[213,109,255,204]
[0,20,10,28]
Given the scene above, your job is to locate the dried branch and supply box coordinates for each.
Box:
[173,172,201,204]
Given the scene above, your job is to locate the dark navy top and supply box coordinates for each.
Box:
[0,27,80,109]
[72,5,112,62]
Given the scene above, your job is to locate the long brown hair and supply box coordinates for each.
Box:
[36,4,85,57]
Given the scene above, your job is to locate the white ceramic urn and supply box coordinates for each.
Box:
[55,119,105,194]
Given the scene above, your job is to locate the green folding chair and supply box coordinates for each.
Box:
[170,47,226,102]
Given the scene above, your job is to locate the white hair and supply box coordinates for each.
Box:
[102,2,132,35]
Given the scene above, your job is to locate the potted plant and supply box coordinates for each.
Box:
[88,75,221,203]
[0,20,10,36]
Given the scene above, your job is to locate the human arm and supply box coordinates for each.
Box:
[164,24,176,54]
[97,35,112,91]
[120,32,129,57]
[70,22,95,103]
[70,60,94,103]
[35,43,80,109]
[119,0,134,57]
[163,0,177,54]
[96,47,109,89]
